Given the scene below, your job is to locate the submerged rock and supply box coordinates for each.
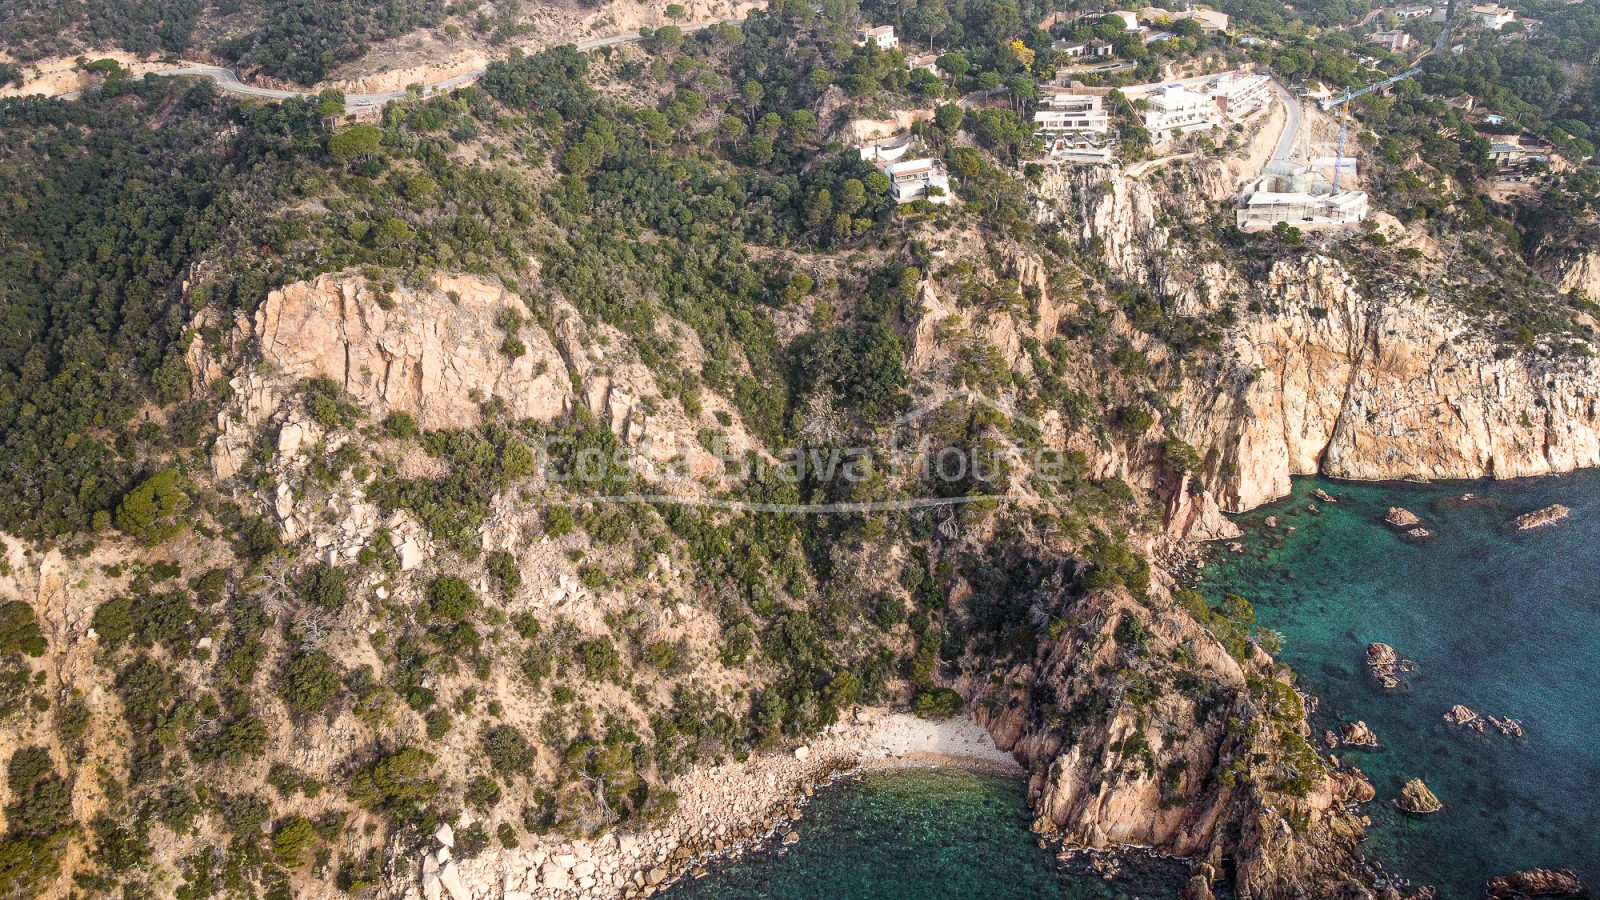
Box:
[1397,778,1443,815]
[1514,504,1571,531]
[1485,868,1586,898]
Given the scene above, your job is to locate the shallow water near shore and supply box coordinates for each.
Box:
[661,768,1189,899]
[1202,471,1600,898]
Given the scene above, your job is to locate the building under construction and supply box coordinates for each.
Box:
[1236,162,1369,229]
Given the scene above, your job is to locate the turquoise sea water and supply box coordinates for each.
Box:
[1202,472,1600,898]
[662,768,1189,900]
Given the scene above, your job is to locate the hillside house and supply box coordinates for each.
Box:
[1209,72,1272,119]
[856,25,900,50]
[1034,92,1112,133]
[877,157,951,204]
[1469,4,1516,28]
[1369,29,1413,51]
[1143,84,1219,141]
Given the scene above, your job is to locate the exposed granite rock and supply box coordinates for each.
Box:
[1485,868,1588,899]
[1397,778,1442,815]
[975,586,1371,900]
[254,271,573,429]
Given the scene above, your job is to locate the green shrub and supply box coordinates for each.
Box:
[481,725,535,776]
[347,748,440,809]
[427,576,479,623]
[278,650,341,713]
[466,774,502,809]
[272,816,318,867]
[301,565,349,610]
[911,687,963,719]
[114,469,188,543]
[0,603,45,657]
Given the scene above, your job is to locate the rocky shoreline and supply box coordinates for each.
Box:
[411,712,1020,900]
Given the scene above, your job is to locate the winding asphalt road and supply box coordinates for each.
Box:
[130,21,731,114]
[1269,76,1303,161]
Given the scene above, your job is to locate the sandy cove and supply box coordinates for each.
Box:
[411,710,1021,900]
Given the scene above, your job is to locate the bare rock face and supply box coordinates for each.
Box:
[974,587,1369,899]
[1038,165,1600,516]
[1485,868,1587,899]
[1175,256,1600,512]
[254,272,572,430]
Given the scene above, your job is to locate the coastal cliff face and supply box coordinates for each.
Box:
[1176,256,1600,512]
[1042,162,1600,514]
[970,586,1371,900]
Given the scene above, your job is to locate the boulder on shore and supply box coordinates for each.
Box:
[1386,507,1422,528]
[1485,868,1587,899]
[1397,778,1443,815]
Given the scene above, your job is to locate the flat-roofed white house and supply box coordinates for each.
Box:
[1034,92,1112,133]
[1143,84,1219,141]
[1394,4,1434,18]
[1469,4,1516,28]
[1208,72,1272,119]
[877,157,951,204]
[856,24,900,49]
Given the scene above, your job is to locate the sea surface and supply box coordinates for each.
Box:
[661,768,1189,900]
[1202,472,1600,898]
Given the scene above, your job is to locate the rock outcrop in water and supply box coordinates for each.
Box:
[1485,868,1588,899]
[1514,504,1572,530]
[1339,721,1379,747]
[1366,643,1412,690]
[1397,779,1443,815]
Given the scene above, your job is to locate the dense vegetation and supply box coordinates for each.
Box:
[0,0,443,84]
[0,0,1594,895]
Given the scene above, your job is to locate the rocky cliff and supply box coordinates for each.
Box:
[1041,161,1600,514]
[970,585,1372,900]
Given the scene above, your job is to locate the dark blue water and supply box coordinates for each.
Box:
[662,768,1188,900]
[1203,472,1600,898]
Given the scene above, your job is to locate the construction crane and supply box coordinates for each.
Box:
[1320,66,1422,192]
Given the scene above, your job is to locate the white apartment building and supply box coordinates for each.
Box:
[856,25,900,49]
[1469,4,1516,28]
[1208,72,1272,119]
[1033,93,1112,133]
[1143,84,1219,141]
[1394,4,1434,18]
[878,157,951,204]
